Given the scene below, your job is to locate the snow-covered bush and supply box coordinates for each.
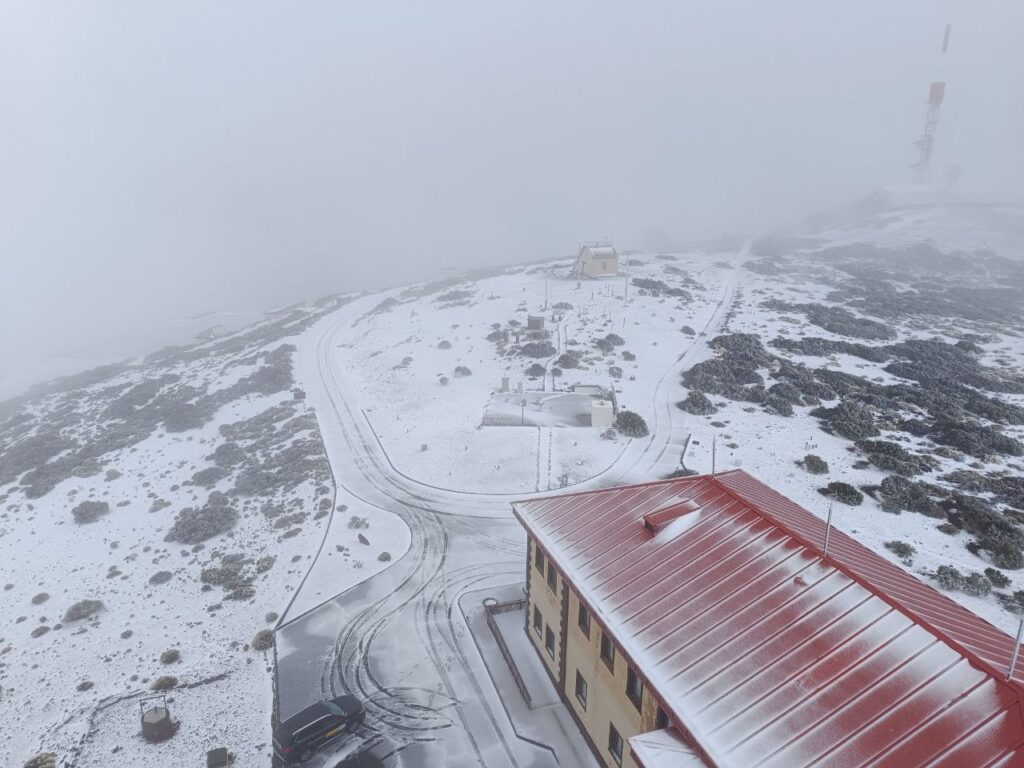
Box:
[160,649,180,664]
[151,676,178,691]
[677,391,716,416]
[64,599,104,622]
[615,410,649,438]
[519,341,556,358]
[817,481,863,506]
[71,500,109,525]
[252,630,275,652]
[526,363,545,378]
[986,568,1011,588]
[164,494,238,544]
[454,366,472,377]
[797,454,829,475]
[884,540,915,564]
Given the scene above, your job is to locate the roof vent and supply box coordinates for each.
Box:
[644,499,700,533]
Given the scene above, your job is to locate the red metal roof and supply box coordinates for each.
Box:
[513,470,1024,768]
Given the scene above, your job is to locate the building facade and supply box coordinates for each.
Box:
[577,245,619,278]
[514,470,1024,768]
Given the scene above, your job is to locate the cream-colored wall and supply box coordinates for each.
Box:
[525,535,663,768]
[526,537,564,682]
[581,254,619,277]
[563,587,660,768]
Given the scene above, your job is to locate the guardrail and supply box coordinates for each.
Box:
[484,598,531,707]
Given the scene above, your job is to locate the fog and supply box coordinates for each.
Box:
[1,1,1022,397]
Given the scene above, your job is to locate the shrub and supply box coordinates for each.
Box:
[609,366,623,379]
[164,498,238,544]
[160,649,180,664]
[378,551,392,562]
[884,540,916,563]
[454,366,472,377]
[622,351,636,361]
[818,482,863,506]
[798,454,829,475]
[437,340,452,349]
[439,376,450,386]
[963,572,992,597]
[72,500,110,525]
[31,592,49,605]
[985,567,1011,588]
[525,363,546,378]
[556,351,582,369]
[677,391,716,416]
[64,599,104,622]
[22,754,57,768]
[149,571,173,585]
[347,515,369,530]
[519,341,556,358]
[616,410,649,438]
[252,630,275,652]
[934,565,965,591]
[151,676,178,691]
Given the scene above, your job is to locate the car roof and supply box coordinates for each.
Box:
[281,702,334,732]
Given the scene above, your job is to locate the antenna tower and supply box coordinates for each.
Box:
[912,23,951,181]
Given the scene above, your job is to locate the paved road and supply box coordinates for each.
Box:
[275,264,742,767]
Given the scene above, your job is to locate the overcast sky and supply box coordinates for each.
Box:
[1,1,1022,396]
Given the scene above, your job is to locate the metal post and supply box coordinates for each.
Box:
[711,437,716,476]
[823,503,834,558]
[1008,617,1024,681]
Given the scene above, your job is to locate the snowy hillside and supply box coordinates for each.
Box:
[4,201,1024,768]
[0,299,400,767]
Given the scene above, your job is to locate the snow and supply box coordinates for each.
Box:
[629,729,709,768]
[328,259,732,493]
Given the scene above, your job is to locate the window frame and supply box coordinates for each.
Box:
[534,544,545,573]
[608,723,623,766]
[577,603,591,638]
[626,666,643,711]
[656,706,670,730]
[546,561,558,592]
[544,625,556,659]
[600,630,615,671]
[574,670,588,710]
[532,605,542,636]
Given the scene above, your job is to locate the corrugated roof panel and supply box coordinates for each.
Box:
[513,470,1024,768]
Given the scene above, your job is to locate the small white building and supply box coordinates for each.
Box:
[576,244,618,278]
[591,399,614,427]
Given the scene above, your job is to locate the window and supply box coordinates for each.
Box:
[546,561,558,591]
[545,626,556,658]
[656,706,670,730]
[574,670,588,709]
[533,606,542,635]
[626,666,643,710]
[577,603,590,637]
[534,544,545,573]
[600,631,615,671]
[608,724,623,766]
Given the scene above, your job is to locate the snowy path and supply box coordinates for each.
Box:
[275,260,741,766]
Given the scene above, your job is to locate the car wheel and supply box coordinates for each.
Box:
[299,747,315,763]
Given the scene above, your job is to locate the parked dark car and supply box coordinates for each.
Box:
[273,695,365,763]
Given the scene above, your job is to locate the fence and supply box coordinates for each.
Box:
[484,597,531,707]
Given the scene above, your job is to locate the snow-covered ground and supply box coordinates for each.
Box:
[0,302,407,767]
[333,257,731,493]
[4,201,1024,768]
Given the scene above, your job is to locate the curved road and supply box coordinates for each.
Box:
[276,262,742,767]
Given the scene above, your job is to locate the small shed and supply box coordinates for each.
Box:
[576,244,619,278]
[591,399,614,427]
